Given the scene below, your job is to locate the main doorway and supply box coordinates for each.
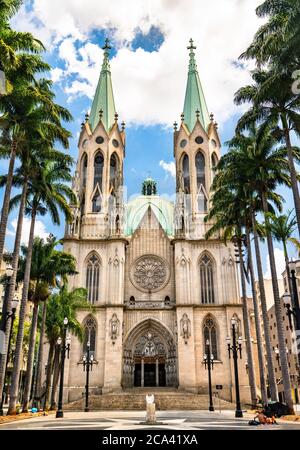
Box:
[122,319,177,388]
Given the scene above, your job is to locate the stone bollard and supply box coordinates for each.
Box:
[146,401,156,424]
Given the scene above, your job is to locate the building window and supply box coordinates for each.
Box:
[86,254,100,303]
[81,154,88,188]
[200,254,215,304]
[92,190,102,213]
[195,151,207,212]
[110,153,118,194]
[182,154,190,194]
[83,315,97,358]
[94,152,104,189]
[211,152,218,182]
[203,315,218,359]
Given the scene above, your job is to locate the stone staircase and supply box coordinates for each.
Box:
[65,388,236,411]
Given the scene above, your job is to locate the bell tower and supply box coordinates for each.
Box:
[174,39,221,239]
[67,38,125,240]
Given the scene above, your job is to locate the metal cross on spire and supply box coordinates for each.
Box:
[102,38,112,52]
[187,38,196,51]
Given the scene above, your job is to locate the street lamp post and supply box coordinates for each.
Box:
[284,262,300,334]
[203,339,214,411]
[80,341,96,412]
[227,318,243,418]
[0,294,19,415]
[56,318,70,419]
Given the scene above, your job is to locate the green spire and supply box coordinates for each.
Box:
[89,38,116,133]
[142,177,157,196]
[183,39,210,133]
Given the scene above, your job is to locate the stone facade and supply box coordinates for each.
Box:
[62,39,251,405]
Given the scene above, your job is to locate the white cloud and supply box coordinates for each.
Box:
[264,247,286,280]
[7,218,49,245]
[13,0,263,127]
[159,160,176,178]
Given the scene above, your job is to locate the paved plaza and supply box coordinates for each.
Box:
[1,410,300,430]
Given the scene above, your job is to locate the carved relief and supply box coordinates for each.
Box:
[130,255,169,292]
[180,313,191,344]
[110,313,120,344]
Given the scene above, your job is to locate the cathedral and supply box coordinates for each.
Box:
[63,38,251,405]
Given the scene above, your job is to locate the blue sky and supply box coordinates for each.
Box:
[2,0,299,281]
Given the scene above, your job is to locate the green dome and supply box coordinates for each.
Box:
[125,195,174,236]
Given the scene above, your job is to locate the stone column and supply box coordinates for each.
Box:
[141,358,144,387]
[156,359,159,387]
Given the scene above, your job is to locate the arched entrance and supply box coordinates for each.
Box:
[122,319,178,388]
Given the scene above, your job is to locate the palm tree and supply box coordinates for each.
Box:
[234,69,300,237]
[7,160,76,415]
[205,190,258,409]
[0,138,72,407]
[267,211,300,294]
[221,129,294,412]
[18,235,77,412]
[0,74,72,268]
[240,0,300,70]
[43,286,89,411]
[0,0,45,94]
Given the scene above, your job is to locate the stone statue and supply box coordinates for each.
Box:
[110,314,120,344]
[146,394,154,404]
[180,313,191,344]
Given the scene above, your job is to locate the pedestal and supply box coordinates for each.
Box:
[146,403,156,424]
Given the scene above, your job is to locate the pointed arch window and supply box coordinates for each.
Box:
[200,254,215,304]
[92,189,102,213]
[110,153,118,194]
[94,152,104,190]
[81,154,88,188]
[182,154,190,194]
[86,254,100,304]
[196,151,205,188]
[83,315,97,358]
[203,315,218,359]
[196,151,207,212]
[211,152,218,182]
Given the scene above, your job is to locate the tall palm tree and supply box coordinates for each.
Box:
[7,160,76,415]
[234,69,300,237]
[43,286,89,411]
[221,129,295,412]
[18,236,77,412]
[240,0,300,70]
[267,211,300,294]
[0,139,72,407]
[205,191,258,409]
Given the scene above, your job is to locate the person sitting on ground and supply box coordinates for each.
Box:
[253,411,267,424]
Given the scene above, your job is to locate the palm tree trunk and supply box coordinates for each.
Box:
[0,139,17,266]
[7,209,37,415]
[33,301,47,410]
[252,210,278,402]
[50,345,61,410]
[237,239,257,408]
[246,227,268,407]
[281,114,300,237]
[262,192,294,413]
[22,302,39,412]
[43,342,54,411]
[0,180,27,403]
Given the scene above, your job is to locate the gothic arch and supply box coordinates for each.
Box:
[85,252,101,304]
[82,314,97,358]
[80,153,88,189]
[180,153,190,194]
[195,150,208,212]
[202,314,219,360]
[198,251,217,304]
[123,318,177,388]
[93,150,104,191]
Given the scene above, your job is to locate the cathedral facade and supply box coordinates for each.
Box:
[63,39,251,405]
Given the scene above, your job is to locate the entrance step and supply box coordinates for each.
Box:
[65,389,236,411]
